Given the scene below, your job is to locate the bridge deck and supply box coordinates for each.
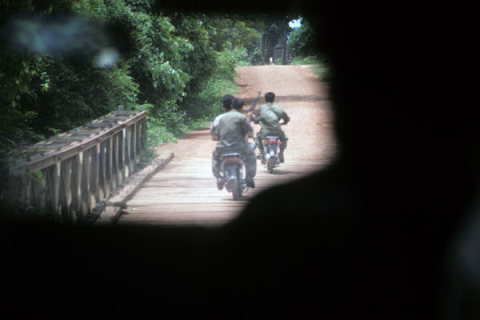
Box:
[118,158,326,226]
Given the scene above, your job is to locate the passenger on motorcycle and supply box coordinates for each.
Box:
[210,94,234,141]
[211,98,257,190]
[253,92,290,163]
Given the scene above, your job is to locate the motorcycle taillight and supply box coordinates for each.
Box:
[269,138,277,144]
[223,155,242,164]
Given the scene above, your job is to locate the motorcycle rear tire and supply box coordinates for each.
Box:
[268,157,276,173]
[230,179,242,200]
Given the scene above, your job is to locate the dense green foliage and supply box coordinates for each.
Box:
[202,14,262,66]
[0,1,307,160]
[0,1,250,157]
[290,55,322,65]
[287,19,317,58]
[287,18,328,77]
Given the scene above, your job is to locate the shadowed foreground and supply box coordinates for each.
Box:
[1,2,479,320]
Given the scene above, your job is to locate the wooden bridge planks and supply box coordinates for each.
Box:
[117,158,326,227]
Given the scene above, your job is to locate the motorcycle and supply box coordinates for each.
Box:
[219,146,248,200]
[261,134,282,173]
[260,121,286,174]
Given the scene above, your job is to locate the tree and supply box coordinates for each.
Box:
[287,19,318,58]
[0,0,140,155]
[201,14,261,65]
[257,13,299,65]
[1,0,300,159]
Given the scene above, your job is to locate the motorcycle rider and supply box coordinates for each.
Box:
[253,92,290,163]
[211,94,234,189]
[210,94,234,140]
[211,97,257,190]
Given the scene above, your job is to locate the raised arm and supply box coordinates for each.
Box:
[242,116,254,138]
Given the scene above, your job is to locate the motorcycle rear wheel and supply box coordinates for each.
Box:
[229,179,242,200]
[268,156,276,173]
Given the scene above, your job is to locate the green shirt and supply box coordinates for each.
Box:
[215,109,253,148]
[257,102,290,133]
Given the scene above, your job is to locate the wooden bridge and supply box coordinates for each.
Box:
[6,106,148,223]
[6,120,326,226]
[5,65,335,226]
[118,157,326,227]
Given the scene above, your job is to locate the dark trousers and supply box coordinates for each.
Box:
[212,146,257,179]
[254,128,288,154]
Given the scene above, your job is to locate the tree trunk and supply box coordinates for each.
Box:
[260,34,265,64]
[265,38,273,65]
[282,29,288,65]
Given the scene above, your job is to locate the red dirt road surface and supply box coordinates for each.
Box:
[118,65,337,226]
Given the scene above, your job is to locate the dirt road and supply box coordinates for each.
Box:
[117,65,337,226]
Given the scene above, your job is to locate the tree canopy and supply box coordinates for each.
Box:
[0,0,308,158]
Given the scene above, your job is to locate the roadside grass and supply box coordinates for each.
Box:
[291,55,330,79]
[291,56,322,65]
[312,64,329,78]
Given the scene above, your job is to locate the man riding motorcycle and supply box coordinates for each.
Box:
[253,92,290,163]
[210,94,234,140]
[211,97,256,190]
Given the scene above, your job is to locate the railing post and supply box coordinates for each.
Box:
[127,126,133,175]
[101,142,109,200]
[74,151,84,221]
[94,143,101,202]
[142,118,147,150]
[114,132,121,188]
[108,137,114,192]
[133,121,137,166]
[62,159,73,223]
[84,149,92,212]
[121,128,126,182]
[52,161,61,220]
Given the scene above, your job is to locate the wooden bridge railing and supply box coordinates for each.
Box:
[7,106,147,223]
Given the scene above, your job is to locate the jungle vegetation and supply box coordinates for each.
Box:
[0,0,316,159]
